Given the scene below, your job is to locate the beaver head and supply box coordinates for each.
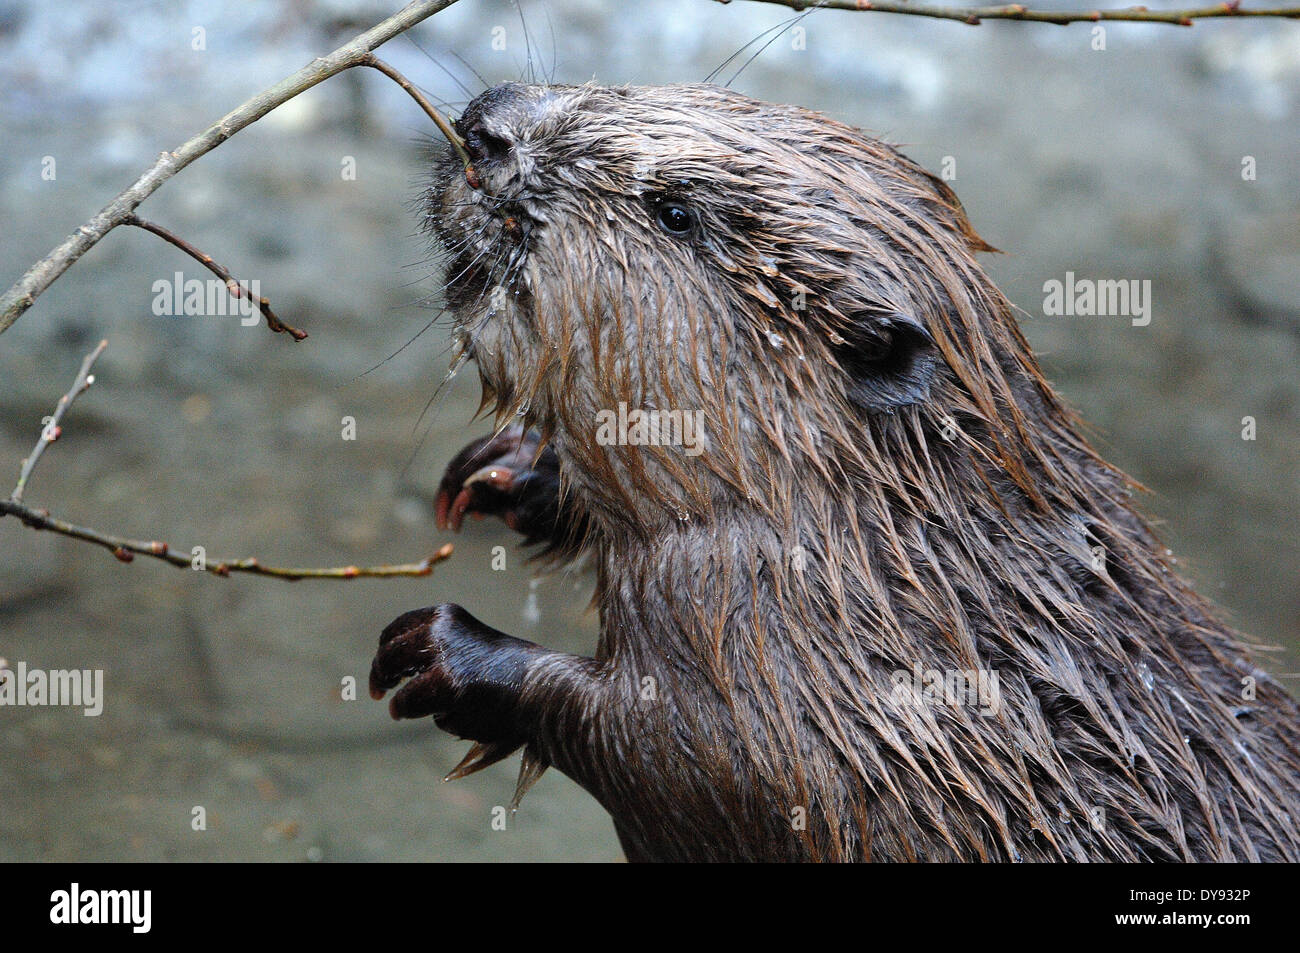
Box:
[427,81,1080,537]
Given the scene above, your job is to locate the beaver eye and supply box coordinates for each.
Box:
[656,202,695,236]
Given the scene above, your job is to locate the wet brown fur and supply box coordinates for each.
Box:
[429,82,1300,861]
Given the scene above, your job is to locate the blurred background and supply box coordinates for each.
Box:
[0,0,1297,862]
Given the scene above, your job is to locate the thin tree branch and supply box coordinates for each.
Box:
[358,53,471,167]
[1,340,455,581]
[0,498,454,580]
[11,339,107,503]
[729,0,1300,26]
[0,0,463,336]
[123,215,307,341]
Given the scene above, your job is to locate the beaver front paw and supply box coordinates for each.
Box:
[434,425,563,544]
[369,603,537,746]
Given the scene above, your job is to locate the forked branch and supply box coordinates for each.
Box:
[0,0,465,336]
[2,341,454,582]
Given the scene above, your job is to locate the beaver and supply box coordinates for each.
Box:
[368,81,1300,862]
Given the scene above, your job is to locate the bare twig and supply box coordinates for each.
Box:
[358,53,471,167]
[0,0,464,336]
[11,339,107,502]
[0,497,454,580]
[729,0,1300,26]
[124,215,307,341]
[1,340,455,581]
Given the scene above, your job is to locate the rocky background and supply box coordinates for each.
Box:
[1,0,1297,861]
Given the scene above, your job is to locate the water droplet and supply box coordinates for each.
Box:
[1137,662,1154,691]
[522,578,541,626]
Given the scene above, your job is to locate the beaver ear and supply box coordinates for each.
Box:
[835,310,938,413]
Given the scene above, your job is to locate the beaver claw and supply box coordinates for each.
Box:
[434,426,564,545]
[369,603,538,750]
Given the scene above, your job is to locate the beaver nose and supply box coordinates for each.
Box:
[462,122,513,166]
[457,82,537,165]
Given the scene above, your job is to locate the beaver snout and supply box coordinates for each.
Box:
[455,81,553,170]
[463,123,512,167]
